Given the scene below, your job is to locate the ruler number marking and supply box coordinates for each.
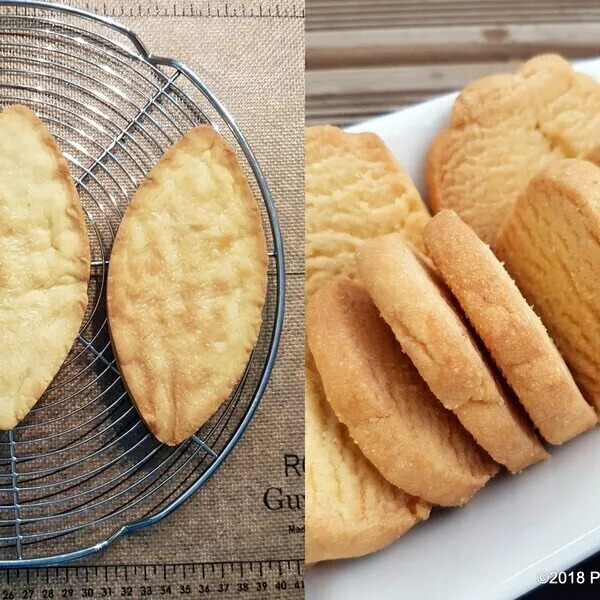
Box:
[0,561,303,598]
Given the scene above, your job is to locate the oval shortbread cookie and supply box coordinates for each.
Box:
[306,125,430,299]
[0,105,90,429]
[305,350,430,564]
[424,210,596,445]
[107,125,268,446]
[357,233,547,472]
[307,278,498,507]
[496,159,600,413]
[427,54,600,245]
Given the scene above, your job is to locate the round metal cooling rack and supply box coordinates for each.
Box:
[0,0,285,566]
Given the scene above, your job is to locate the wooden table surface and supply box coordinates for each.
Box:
[306,0,600,126]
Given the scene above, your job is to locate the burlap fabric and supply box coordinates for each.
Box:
[0,0,304,595]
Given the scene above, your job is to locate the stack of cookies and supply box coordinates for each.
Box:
[306,54,600,565]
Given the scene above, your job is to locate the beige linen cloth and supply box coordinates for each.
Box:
[8,0,304,589]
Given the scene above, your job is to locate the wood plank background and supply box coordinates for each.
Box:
[306,0,600,125]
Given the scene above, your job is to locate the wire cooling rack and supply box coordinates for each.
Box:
[0,0,285,566]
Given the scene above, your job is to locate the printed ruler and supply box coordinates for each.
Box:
[0,560,304,599]
[52,2,305,19]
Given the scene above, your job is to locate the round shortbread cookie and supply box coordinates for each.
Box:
[306,125,430,299]
[496,159,600,413]
[305,350,429,564]
[427,54,600,245]
[307,278,498,507]
[305,125,432,562]
[424,210,596,445]
[357,233,548,472]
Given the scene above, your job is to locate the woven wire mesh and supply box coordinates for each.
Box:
[0,1,285,565]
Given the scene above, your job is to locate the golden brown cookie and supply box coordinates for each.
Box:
[305,350,430,564]
[305,126,431,562]
[307,278,498,506]
[306,125,430,299]
[357,233,547,472]
[427,54,600,244]
[0,105,90,429]
[107,125,268,445]
[496,158,600,412]
[424,210,596,444]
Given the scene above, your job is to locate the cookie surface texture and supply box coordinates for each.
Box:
[424,210,596,444]
[306,125,430,298]
[305,126,431,562]
[307,278,498,506]
[496,159,600,412]
[305,351,430,564]
[427,54,600,244]
[357,233,547,472]
[0,105,90,429]
[107,125,268,445]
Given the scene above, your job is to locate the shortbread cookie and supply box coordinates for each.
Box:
[306,125,429,299]
[307,279,498,506]
[306,350,430,564]
[305,126,431,561]
[357,233,547,472]
[427,54,600,244]
[0,105,90,429]
[497,159,600,412]
[107,125,268,445]
[424,210,596,444]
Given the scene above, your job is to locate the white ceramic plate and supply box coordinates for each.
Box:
[306,57,600,600]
